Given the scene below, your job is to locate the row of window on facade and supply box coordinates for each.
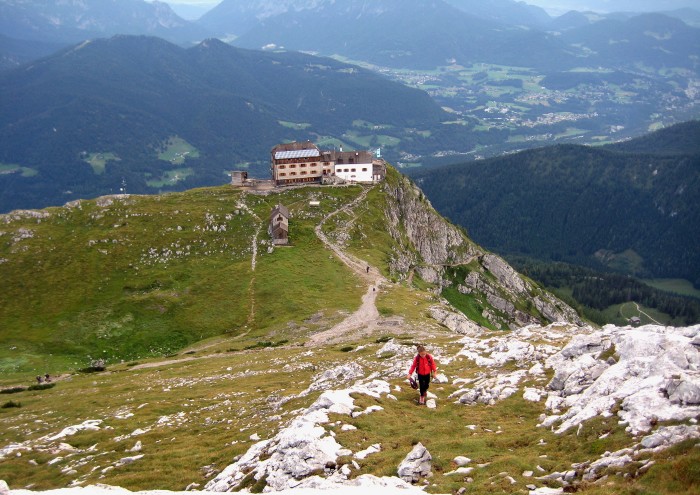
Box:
[278,163,367,172]
[277,163,331,169]
[278,167,367,177]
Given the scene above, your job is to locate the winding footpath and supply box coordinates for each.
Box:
[129,187,389,369]
[307,186,390,346]
[235,193,263,326]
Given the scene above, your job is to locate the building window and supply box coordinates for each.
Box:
[290,172,297,176]
[362,168,368,172]
[300,163,307,168]
[279,165,286,169]
[290,164,296,168]
[279,173,286,177]
[301,171,307,175]
[351,168,356,172]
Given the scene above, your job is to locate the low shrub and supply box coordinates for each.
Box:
[80,358,106,373]
[0,387,26,394]
[79,366,105,373]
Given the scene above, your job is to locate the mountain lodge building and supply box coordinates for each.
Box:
[270,141,385,186]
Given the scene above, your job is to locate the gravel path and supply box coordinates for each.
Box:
[129,186,391,369]
[307,186,392,346]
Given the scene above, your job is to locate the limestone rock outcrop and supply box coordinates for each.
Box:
[382,173,581,329]
[206,380,392,492]
[397,442,432,483]
[383,176,476,279]
[428,306,482,336]
[541,324,700,435]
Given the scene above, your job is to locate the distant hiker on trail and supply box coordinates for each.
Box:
[407,345,437,405]
[366,265,370,273]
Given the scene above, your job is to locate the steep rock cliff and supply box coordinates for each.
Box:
[382,170,582,328]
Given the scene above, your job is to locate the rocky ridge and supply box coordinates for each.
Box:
[199,321,699,493]
[383,173,582,329]
[1,174,697,495]
[1,318,698,494]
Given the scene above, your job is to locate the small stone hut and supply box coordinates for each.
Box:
[230,171,248,186]
[270,204,290,245]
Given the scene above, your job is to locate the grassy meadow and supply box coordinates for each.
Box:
[1,179,698,495]
[0,185,368,378]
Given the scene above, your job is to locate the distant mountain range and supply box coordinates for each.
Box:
[2,0,699,72]
[413,121,700,285]
[443,0,552,27]
[198,0,553,36]
[0,35,447,213]
[0,0,215,68]
[534,1,700,14]
[1,0,698,215]
[200,0,700,71]
[0,0,209,44]
[204,0,574,71]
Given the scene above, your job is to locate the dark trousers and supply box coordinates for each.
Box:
[417,373,431,396]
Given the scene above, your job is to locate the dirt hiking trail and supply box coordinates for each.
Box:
[307,186,397,346]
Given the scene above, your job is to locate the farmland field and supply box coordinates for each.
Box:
[158,137,200,165]
[330,57,700,166]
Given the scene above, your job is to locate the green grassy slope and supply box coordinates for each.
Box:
[0,185,367,376]
[1,165,585,378]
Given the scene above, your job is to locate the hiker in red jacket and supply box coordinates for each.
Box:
[407,345,437,405]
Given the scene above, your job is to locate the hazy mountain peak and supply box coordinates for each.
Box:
[198,0,442,37]
[443,0,551,27]
[0,0,209,43]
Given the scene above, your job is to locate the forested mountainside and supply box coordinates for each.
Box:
[0,35,448,213]
[413,121,700,285]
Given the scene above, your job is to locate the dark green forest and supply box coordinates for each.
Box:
[0,35,452,213]
[509,256,700,326]
[413,121,700,285]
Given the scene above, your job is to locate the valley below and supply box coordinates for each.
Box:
[340,58,700,166]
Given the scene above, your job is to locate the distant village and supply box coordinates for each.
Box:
[232,141,387,246]
[231,141,386,189]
